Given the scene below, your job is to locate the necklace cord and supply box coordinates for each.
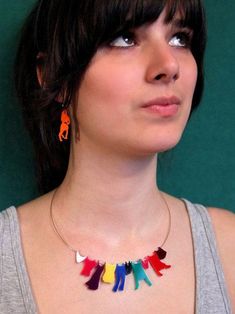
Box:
[50,189,76,252]
[50,189,171,254]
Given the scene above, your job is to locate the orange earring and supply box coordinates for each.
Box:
[58,109,70,142]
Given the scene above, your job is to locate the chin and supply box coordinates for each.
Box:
[137,130,184,155]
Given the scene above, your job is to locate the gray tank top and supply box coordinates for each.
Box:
[0,200,232,313]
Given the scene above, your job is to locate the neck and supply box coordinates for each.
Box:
[53,144,167,241]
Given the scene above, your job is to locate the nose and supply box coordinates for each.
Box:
[145,42,180,84]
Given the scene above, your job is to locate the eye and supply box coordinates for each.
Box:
[169,31,192,48]
[109,32,136,48]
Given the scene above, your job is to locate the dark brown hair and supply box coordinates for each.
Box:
[14,0,206,193]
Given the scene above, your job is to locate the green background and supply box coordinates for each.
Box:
[0,1,235,212]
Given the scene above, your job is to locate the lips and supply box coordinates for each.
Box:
[141,96,180,117]
[142,96,180,108]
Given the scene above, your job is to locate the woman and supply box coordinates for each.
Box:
[0,0,234,313]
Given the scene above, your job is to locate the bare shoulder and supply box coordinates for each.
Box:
[17,191,53,232]
[208,207,235,241]
[207,207,235,309]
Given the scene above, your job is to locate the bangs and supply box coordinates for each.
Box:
[87,0,204,46]
[164,0,204,28]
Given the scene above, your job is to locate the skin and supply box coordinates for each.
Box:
[61,11,197,235]
[18,9,235,313]
[74,17,196,157]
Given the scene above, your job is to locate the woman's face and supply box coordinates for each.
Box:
[75,9,197,157]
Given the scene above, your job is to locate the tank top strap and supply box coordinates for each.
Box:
[182,199,232,314]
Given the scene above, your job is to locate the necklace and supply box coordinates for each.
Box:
[50,190,172,292]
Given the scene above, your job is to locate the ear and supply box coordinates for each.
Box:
[36,52,46,87]
[36,52,64,103]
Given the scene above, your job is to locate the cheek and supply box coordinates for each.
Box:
[184,58,198,98]
[77,62,142,127]
[75,62,135,141]
[78,52,144,110]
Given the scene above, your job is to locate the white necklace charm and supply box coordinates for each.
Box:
[76,251,87,263]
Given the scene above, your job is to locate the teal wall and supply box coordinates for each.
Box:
[0,1,38,210]
[0,1,235,212]
[158,1,235,210]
